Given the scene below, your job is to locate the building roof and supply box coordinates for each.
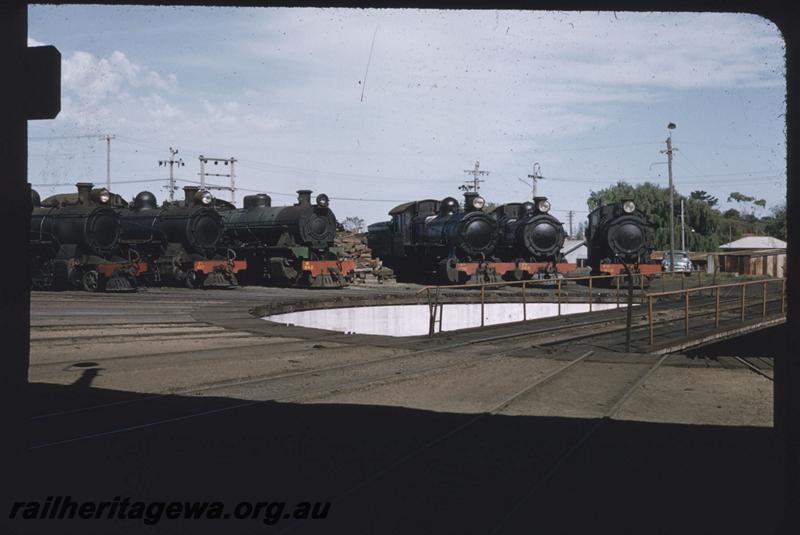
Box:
[562,239,587,263]
[719,236,787,249]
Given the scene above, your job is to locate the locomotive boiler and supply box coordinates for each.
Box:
[118,186,245,288]
[220,190,355,288]
[585,199,659,277]
[30,182,142,292]
[367,191,499,284]
[490,196,572,280]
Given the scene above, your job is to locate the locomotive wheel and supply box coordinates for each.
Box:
[185,270,205,289]
[82,270,103,293]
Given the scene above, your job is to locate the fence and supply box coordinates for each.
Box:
[645,278,786,346]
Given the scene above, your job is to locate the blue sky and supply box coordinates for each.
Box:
[28,7,786,226]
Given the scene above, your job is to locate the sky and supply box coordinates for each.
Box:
[27,6,786,227]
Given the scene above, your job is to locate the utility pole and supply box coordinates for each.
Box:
[567,210,575,238]
[661,123,677,272]
[199,155,237,204]
[517,162,544,200]
[529,162,543,198]
[99,134,115,191]
[680,198,686,251]
[158,147,184,203]
[462,160,489,192]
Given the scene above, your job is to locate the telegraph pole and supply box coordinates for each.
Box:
[680,198,686,251]
[158,147,184,203]
[99,134,115,191]
[567,210,575,238]
[661,123,677,272]
[518,162,543,200]
[528,162,543,198]
[462,160,489,192]
[199,155,237,204]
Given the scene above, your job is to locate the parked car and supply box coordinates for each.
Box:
[661,250,693,273]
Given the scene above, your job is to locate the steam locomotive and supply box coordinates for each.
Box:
[220,190,355,288]
[585,199,659,277]
[367,192,500,284]
[30,182,144,292]
[117,186,246,288]
[490,196,574,280]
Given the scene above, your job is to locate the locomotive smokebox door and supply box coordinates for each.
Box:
[24,45,61,120]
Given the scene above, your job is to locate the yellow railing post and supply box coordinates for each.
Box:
[557,278,562,316]
[480,284,485,327]
[741,284,746,322]
[782,278,786,314]
[648,295,654,345]
[522,281,527,321]
[762,280,767,318]
[640,274,645,302]
[715,286,720,328]
[588,277,593,312]
[684,291,689,336]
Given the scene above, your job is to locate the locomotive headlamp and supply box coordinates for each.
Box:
[537,199,551,213]
[316,194,330,208]
[473,196,486,210]
[622,200,636,214]
[199,191,214,205]
[98,189,111,204]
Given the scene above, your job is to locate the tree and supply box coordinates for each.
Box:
[727,191,766,217]
[764,203,787,240]
[341,216,365,233]
[690,190,718,207]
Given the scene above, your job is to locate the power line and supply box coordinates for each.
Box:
[31,178,169,187]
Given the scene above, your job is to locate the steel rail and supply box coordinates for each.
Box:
[488,353,671,534]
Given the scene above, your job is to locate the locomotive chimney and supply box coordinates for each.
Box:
[31,188,41,208]
[76,182,93,205]
[183,185,200,205]
[297,189,312,206]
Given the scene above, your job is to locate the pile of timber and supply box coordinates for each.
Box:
[335,231,394,281]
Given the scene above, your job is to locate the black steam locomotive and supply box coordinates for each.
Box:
[117,186,245,288]
[367,192,499,284]
[585,199,659,277]
[490,196,571,280]
[220,190,355,288]
[30,182,143,292]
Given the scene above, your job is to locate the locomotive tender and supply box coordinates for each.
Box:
[118,186,246,289]
[220,190,355,288]
[490,196,574,280]
[31,182,143,292]
[367,191,500,284]
[585,199,660,277]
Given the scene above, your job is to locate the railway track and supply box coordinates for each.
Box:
[28,303,683,449]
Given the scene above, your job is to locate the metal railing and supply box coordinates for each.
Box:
[418,272,649,336]
[645,277,786,346]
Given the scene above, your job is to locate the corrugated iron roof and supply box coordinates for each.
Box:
[719,236,787,249]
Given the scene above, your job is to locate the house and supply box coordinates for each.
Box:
[713,236,786,277]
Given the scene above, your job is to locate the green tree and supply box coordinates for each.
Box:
[690,190,719,207]
[763,203,787,241]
